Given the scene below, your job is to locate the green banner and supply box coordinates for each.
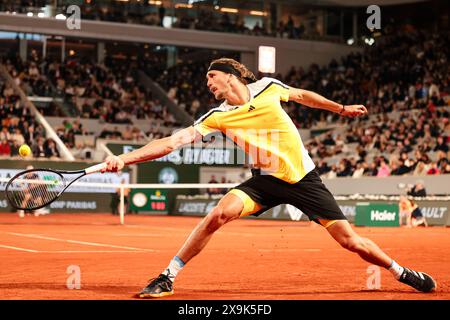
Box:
[355,202,399,227]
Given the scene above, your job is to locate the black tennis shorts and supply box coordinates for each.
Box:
[412,207,423,218]
[233,168,347,224]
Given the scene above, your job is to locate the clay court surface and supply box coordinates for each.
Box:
[0,213,449,300]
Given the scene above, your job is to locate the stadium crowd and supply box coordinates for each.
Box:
[0,78,59,159]
[310,108,450,178]
[1,52,179,158]
[0,2,317,41]
[3,53,177,125]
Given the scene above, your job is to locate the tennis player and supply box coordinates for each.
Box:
[103,58,436,297]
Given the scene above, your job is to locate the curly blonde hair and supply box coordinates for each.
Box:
[209,58,257,84]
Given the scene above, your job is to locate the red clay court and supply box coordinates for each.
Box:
[0,213,449,300]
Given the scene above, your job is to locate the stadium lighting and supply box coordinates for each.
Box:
[249,11,267,16]
[347,38,354,45]
[148,0,162,4]
[364,37,375,46]
[27,12,33,17]
[37,12,45,18]
[55,14,66,20]
[258,46,276,73]
[175,4,193,8]
[220,7,238,13]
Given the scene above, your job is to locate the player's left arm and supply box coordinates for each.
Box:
[288,87,368,117]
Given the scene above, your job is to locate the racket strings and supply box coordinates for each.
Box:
[7,171,66,210]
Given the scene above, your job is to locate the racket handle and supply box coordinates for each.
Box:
[84,162,108,174]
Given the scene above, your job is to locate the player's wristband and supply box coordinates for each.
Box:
[340,104,345,114]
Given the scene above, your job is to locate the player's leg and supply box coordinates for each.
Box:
[326,220,392,267]
[21,192,31,208]
[326,219,436,292]
[175,192,244,263]
[137,174,277,298]
[138,192,245,298]
[287,169,436,293]
[406,210,412,227]
[19,192,32,217]
[399,210,404,226]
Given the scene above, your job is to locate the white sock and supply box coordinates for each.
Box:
[162,256,185,282]
[388,260,404,280]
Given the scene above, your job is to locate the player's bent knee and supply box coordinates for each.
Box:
[205,206,239,231]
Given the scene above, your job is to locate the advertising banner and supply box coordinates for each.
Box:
[0,192,115,213]
[172,198,449,226]
[355,203,399,227]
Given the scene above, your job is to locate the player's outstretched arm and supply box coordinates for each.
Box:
[102,126,201,172]
[288,87,368,117]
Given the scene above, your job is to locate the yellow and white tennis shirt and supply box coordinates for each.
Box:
[194,77,315,184]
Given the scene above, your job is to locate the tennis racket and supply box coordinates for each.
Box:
[5,163,107,211]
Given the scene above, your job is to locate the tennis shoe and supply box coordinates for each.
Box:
[137,274,173,298]
[399,267,436,293]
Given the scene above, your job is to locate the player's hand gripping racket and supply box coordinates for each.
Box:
[5,163,107,211]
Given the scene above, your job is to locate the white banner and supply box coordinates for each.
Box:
[0,169,129,193]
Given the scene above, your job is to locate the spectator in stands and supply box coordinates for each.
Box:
[99,126,113,139]
[122,125,133,140]
[377,157,391,177]
[219,176,228,195]
[413,160,428,176]
[352,162,365,178]
[336,159,352,177]
[32,137,46,158]
[24,125,37,145]
[207,175,220,195]
[45,139,60,158]
[322,132,335,146]
[316,160,331,176]
[434,136,448,153]
[112,126,123,139]
[426,162,440,175]
[0,127,11,141]
[0,138,10,156]
[442,161,450,174]
[10,140,20,157]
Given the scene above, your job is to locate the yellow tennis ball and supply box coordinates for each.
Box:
[19,144,31,157]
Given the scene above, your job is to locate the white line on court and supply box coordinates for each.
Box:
[0,244,39,253]
[39,250,150,253]
[5,232,156,252]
